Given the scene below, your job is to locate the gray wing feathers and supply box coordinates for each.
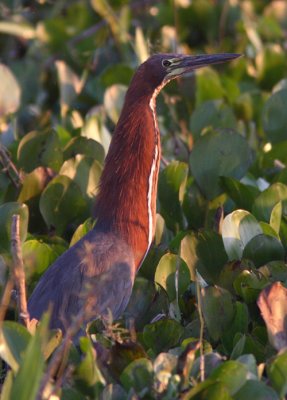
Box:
[28,230,135,332]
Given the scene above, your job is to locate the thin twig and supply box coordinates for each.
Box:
[0,278,14,324]
[11,214,30,328]
[196,275,205,382]
[0,144,22,188]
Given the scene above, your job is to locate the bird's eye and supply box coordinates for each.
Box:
[162,59,172,67]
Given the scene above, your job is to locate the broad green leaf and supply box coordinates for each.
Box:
[10,327,45,400]
[243,234,284,267]
[222,302,249,353]
[1,370,14,400]
[63,137,105,164]
[222,210,263,261]
[18,167,54,203]
[209,360,247,395]
[263,89,287,143]
[182,181,206,230]
[0,63,20,118]
[220,177,260,211]
[99,384,127,400]
[252,183,287,222]
[143,319,184,354]
[104,84,127,124]
[189,130,253,200]
[100,64,133,88]
[59,155,102,199]
[70,218,95,246]
[158,161,188,230]
[195,67,225,106]
[39,175,87,234]
[257,46,286,91]
[201,286,235,342]
[124,277,169,331]
[234,380,279,400]
[233,270,268,303]
[0,202,29,252]
[267,351,287,398]
[154,253,190,301]
[190,100,236,140]
[0,322,31,372]
[120,358,153,393]
[270,202,282,234]
[17,130,63,173]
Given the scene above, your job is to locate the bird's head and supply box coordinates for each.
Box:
[134,52,241,95]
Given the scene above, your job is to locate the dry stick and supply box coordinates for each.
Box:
[11,214,30,328]
[196,275,205,382]
[0,144,22,188]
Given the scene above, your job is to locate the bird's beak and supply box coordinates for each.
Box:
[165,53,241,79]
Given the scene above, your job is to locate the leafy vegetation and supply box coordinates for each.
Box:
[1,0,287,398]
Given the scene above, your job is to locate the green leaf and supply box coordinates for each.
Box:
[63,137,105,164]
[234,380,279,400]
[195,67,225,106]
[222,210,263,261]
[190,100,236,140]
[209,360,247,395]
[267,351,287,397]
[270,202,282,234]
[143,319,184,354]
[17,130,63,173]
[243,234,285,267]
[0,63,20,117]
[120,358,153,393]
[220,177,259,211]
[158,161,188,230]
[0,322,31,372]
[1,370,14,400]
[70,218,95,246]
[59,155,102,200]
[222,302,249,353]
[182,181,206,230]
[0,202,29,252]
[154,253,190,301]
[263,90,287,143]
[189,130,253,200]
[252,183,287,222]
[124,277,169,331]
[10,327,45,400]
[233,270,268,303]
[39,175,88,234]
[201,286,235,342]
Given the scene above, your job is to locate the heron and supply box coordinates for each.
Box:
[28,53,240,335]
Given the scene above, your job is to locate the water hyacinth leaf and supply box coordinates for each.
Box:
[0,202,29,252]
[158,161,188,230]
[182,181,206,230]
[220,177,260,211]
[1,370,13,400]
[257,282,287,351]
[267,351,287,398]
[263,89,287,143]
[10,327,45,400]
[233,270,268,304]
[201,286,235,342]
[222,210,263,261]
[143,319,184,354]
[252,183,287,222]
[18,167,54,203]
[189,130,253,200]
[190,99,236,140]
[100,64,133,88]
[70,218,95,246]
[222,302,249,353]
[260,222,280,240]
[270,202,282,234]
[104,84,127,124]
[195,67,225,106]
[234,381,279,400]
[0,63,20,118]
[124,277,169,331]
[99,384,127,400]
[23,239,65,277]
[209,360,247,396]
[39,175,88,234]
[17,130,63,173]
[59,155,102,200]
[0,322,31,372]
[154,253,190,301]
[120,358,153,393]
[63,137,105,164]
[242,234,284,268]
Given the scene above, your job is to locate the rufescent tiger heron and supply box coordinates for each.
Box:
[28,53,240,335]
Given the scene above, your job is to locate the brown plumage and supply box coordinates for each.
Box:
[28,53,240,335]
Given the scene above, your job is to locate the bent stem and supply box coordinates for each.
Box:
[196,273,205,382]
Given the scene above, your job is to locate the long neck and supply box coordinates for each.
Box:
[94,86,161,270]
